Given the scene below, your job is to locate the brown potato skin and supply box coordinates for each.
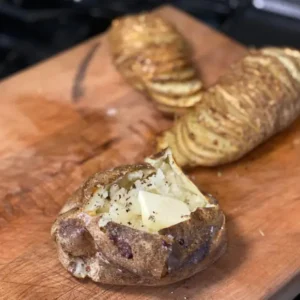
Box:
[108,12,202,115]
[157,47,300,167]
[51,163,226,286]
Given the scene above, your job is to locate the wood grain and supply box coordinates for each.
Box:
[0,5,299,300]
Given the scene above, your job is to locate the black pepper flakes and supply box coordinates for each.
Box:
[127,222,132,225]
[126,209,130,213]
[178,238,185,245]
[181,214,189,218]
[148,215,155,222]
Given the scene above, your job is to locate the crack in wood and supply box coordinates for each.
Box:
[128,125,142,137]
[77,137,120,165]
[128,120,158,140]
[72,42,101,103]
[139,120,158,134]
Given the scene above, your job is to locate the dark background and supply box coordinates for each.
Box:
[1,0,300,80]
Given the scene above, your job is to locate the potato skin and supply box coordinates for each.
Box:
[51,162,226,286]
[157,47,300,167]
[108,12,202,115]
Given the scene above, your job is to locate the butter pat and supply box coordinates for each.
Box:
[138,191,190,231]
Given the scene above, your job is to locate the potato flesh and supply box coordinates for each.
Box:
[84,187,108,213]
[138,191,190,231]
[85,150,211,232]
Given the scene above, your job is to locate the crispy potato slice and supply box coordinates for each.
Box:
[151,67,196,82]
[148,89,202,108]
[146,79,202,96]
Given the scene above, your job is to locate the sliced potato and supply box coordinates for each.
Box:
[147,79,202,96]
[148,89,202,108]
[151,67,196,82]
[108,12,203,114]
[157,48,300,167]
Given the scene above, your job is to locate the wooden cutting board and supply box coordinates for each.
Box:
[0,5,299,300]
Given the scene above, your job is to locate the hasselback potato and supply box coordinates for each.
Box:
[108,12,202,115]
[157,47,300,166]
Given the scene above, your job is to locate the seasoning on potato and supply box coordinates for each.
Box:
[108,12,203,115]
[51,149,226,286]
[157,47,300,167]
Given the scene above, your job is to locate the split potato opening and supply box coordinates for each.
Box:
[84,149,213,232]
[52,148,226,286]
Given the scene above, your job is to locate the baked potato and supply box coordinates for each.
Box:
[51,149,226,286]
[157,47,300,167]
[108,12,203,115]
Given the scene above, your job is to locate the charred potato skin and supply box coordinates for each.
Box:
[51,163,226,286]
